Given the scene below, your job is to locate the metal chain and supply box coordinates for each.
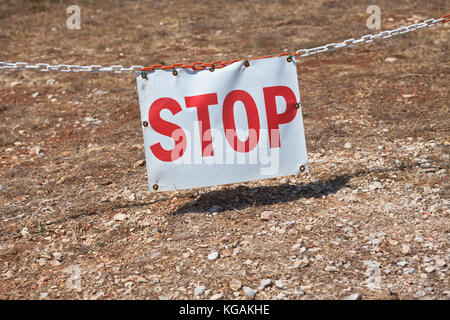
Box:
[0,62,144,74]
[295,17,446,57]
[0,16,447,74]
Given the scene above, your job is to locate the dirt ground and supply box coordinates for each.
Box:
[0,0,449,300]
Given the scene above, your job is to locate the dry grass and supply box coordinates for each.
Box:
[0,0,449,300]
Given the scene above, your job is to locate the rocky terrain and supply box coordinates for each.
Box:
[0,0,448,299]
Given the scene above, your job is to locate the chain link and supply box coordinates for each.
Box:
[295,17,445,57]
[0,62,144,74]
[0,17,446,74]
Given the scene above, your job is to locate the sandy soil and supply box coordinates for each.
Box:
[0,0,449,300]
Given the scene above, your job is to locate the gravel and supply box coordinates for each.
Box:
[258,279,272,290]
[207,251,219,261]
[210,293,223,300]
[113,213,127,221]
[275,280,284,289]
[401,244,411,255]
[229,279,242,291]
[324,265,339,272]
[0,1,448,301]
[344,293,361,300]
[194,286,206,297]
[242,287,256,299]
[260,211,273,220]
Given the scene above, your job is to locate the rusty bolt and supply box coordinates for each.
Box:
[209,66,215,72]
[152,184,159,191]
[141,71,148,79]
[142,121,149,127]
[294,102,300,109]
[244,60,250,67]
[172,69,178,76]
[287,55,293,62]
[299,165,306,172]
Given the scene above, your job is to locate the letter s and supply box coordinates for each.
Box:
[148,98,187,162]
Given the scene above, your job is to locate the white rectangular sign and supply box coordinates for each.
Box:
[136,56,308,192]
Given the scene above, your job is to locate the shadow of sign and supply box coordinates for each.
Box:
[169,161,440,216]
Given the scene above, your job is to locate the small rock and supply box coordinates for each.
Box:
[209,205,222,213]
[260,211,273,220]
[242,287,256,299]
[368,182,382,190]
[221,249,232,257]
[435,259,446,267]
[40,292,49,299]
[113,213,127,221]
[258,279,272,290]
[210,293,223,300]
[20,227,29,237]
[207,251,219,261]
[52,252,62,261]
[405,183,414,189]
[194,286,206,297]
[344,293,361,300]
[293,289,305,297]
[46,79,57,86]
[370,238,382,245]
[424,266,435,273]
[275,280,284,289]
[414,290,425,298]
[50,260,61,267]
[403,267,415,274]
[402,244,411,255]
[29,146,42,155]
[274,293,286,299]
[293,256,309,268]
[152,277,160,284]
[0,185,4,191]
[229,279,242,291]
[133,159,145,168]
[3,270,13,279]
[344,142,352,149]
[37,258,47,266]
[385,57,397,62]
[32,92,40,98]
[397,260,408,267]
[324,265,339,272]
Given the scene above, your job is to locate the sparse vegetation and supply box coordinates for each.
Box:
[0,0,448,300]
